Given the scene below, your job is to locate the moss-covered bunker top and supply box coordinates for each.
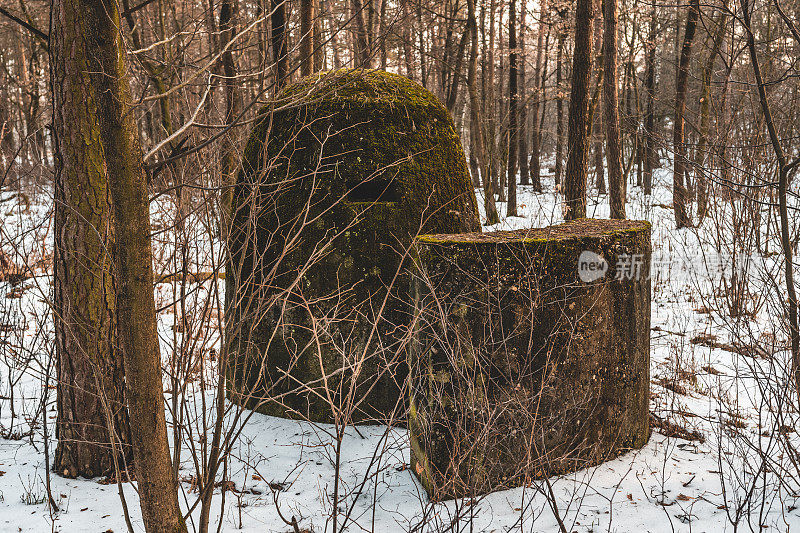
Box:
[237,67,481,234]
[271,68,442,111]
[416,219,650,245]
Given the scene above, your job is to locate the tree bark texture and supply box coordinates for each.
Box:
[51,0,188,529]
[51,0,131,480]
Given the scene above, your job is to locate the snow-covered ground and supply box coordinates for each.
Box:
[1,168,799,532]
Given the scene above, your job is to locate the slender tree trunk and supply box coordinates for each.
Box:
[672,0,698,228]
[51,0,131,479]
[507,0,518,216]
[498,1,508,202]
[538,30,550,151]
[565,0,594,220]
[695,5,726,220]
[401,0,415,78]
[741,0,800,397]
[377,0,388,69]
[52,0,187,529]
[417,2,427,86]
[300,0,314,76]
[121,0,174,145]
[271,0,288,88]
[314,0,324,71]
[487,0,499,195]
[554,31,565,185]
[603,0,625,218]
[517,1,530,187]
[528,0,546,192]
[352,0,372,67]
[643,4,656,195]
[588,4,604,195]
[220,0,240,221]
[594,117,606,194]
[467,0,499,224]
[445,19,469,114]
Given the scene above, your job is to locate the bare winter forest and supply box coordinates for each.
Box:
[1,0,800,531]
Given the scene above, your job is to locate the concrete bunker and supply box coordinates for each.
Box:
[225,69,481,424]
[409,219,652,500]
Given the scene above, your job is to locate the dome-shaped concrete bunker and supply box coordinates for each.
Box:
[226,69,481,423]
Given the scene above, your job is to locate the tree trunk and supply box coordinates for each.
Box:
[467,0,499,225]
[300,0,314,76]
[672,0,698,228]
[695,5,726,220]
[506,0,518,216]
[554,31,565,186]
[445,19,469,114]
[487,0,499,196]
[377,0,388,69]
[51,0,188,528]
[528,0,546,192]
[603,0,625,218]
[417,2,427,86]
[741,0,800,398]
[401,0,415,78]
[564,0,594,220]
[594,119,606,194]
[643,5,656,195]
[314,0,324,71]
[51,0,132,481]
[517,1,530,187]
[271,0,288,88]
[220,0,240,220]
[352,0,372,67]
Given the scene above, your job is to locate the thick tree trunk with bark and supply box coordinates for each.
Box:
[603,0,625,218]
[51,0,187,529]
[564,0,594,220]
[51,0,131,480]
[673,0,699,228]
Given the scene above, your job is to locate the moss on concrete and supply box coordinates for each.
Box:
[227,69,480,424]
[409,219,651,500]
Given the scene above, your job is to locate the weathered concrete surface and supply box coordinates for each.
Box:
[226,69,480,423]
[409,219,651,500]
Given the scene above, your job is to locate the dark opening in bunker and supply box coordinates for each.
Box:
[346,177,401,202]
